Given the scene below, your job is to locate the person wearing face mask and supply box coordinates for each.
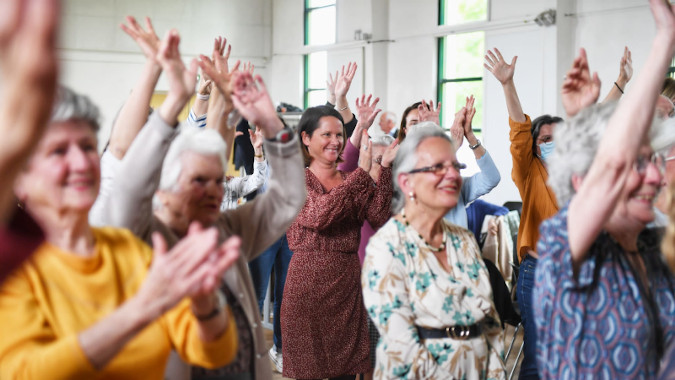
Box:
[484,48,562,380]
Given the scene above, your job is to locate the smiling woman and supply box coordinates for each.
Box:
[361,125,505,379]
[282,105,393,379]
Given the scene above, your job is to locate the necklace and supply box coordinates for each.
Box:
[400,209,446,252]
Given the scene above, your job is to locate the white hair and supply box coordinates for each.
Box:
[391,125,454,213]
[50,86,100,131]
[547,101,664,205]
[371,134,395,147]
[152,128,227,210]
[382,111,396,123]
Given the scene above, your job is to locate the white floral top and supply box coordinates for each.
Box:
[362,218,505,379]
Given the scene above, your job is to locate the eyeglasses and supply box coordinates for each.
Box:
[408,161,466,176]
[633,152,665,175]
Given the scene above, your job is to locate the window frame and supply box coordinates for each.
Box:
[304,0,336,46]
[436,0,488,133]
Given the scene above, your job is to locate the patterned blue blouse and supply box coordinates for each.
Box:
[534,203,675,379]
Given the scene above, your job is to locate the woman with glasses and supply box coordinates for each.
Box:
[534,2,675,377]
[362,125,504,379]
[281,105,393,379]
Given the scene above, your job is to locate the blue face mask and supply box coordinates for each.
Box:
[539,141,555,161]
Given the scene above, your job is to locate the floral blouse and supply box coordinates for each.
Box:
[362,218,505,379]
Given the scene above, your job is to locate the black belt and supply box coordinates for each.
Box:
[416,324,482,340]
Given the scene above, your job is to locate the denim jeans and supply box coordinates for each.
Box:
[516,255,539,380]
[247,234,293,350]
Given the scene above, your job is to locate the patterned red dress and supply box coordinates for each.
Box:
[282,167,392,379]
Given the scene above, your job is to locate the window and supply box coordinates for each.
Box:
[305,0,336,46]
[303,0,336,108]
[669,57,675,78]
[438,0,487,174]
[437,31,485,132]
[439,0,488,25]
[304,51,328,108]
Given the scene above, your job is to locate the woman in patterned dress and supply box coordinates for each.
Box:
[362,125,505,379]
[282,105,393,379]
[534,2,675,378]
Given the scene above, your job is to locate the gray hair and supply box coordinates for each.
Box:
[392,125,454,213]
[371,134,395,147]
[547,101,664,205]
[382,111,396,123]
[152,128,227,210]
[50,86,101,131]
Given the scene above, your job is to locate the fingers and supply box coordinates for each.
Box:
[0,0,23,43]
[144,16,156,35]
[151,232,168,258]
[510,56,518,67]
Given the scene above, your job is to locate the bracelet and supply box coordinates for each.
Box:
[338,105,349,111]
[194,291,226,321]
[254,154,263,158]
[196,93,210,101]
[614,82,624,94]
[469,139,482,150]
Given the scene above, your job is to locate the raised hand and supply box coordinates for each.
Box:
[350,94,381,148]
[463,95,477,136]
[231,72,283,138]
[156,29,198,123]
[650,0,675,35]
[380,139,399,169]
[561,48,601,117]
[484,48,517,85]
[0,0,59,223]
[249,125,264,151]
[358,131,372,173]
[334,62,357,97]
[618,46,633,85]
[327,71,337,105]
[449,107,467,148]
[418,99,441,125]
[198,37,239,114]
[121,16,160,64]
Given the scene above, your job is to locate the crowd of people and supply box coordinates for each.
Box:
[4,0,675,379]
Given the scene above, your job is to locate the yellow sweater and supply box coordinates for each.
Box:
[509,115,559,260]
[0,227,237,380]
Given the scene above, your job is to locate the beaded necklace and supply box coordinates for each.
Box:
[400,209,446,252]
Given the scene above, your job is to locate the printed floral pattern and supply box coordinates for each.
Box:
[362,218,505,379]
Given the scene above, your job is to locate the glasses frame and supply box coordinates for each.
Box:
[633,152,666,175]
[407,161,467,176]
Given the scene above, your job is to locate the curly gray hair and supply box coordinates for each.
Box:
[391,125,455,213]
[547,101,664,205]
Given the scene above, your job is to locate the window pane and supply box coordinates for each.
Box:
[306,90,327,108]
[440,80,483,133]
[441,0,487,25]
[441,32,484,79]
[307,51,327,89]
[307,0,335,8]
[306,6,336,45]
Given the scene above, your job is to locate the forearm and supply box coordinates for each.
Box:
[335,95,354,124]
[602,77,627,103]
[190,293,230,342]
[192,97,209,118]
[109,61,162,159]
[206,92,234,158]
[78,294,156,370]
[465,133,486,160]
[502,80,526,123]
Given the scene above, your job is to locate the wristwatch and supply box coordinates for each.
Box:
[267,126,294,143]
[469,139,482,150]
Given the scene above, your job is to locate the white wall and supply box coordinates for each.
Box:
[60,0,272,150]
[59,0,662,204]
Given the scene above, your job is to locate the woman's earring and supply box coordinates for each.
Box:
[408,191,416,202]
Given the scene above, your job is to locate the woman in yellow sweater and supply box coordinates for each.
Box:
[0,81,240,378]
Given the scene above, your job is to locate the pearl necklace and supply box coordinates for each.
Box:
[400,209,446,252]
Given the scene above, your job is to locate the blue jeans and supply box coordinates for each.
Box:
[516,255,539,380]
[247,234,293,350]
